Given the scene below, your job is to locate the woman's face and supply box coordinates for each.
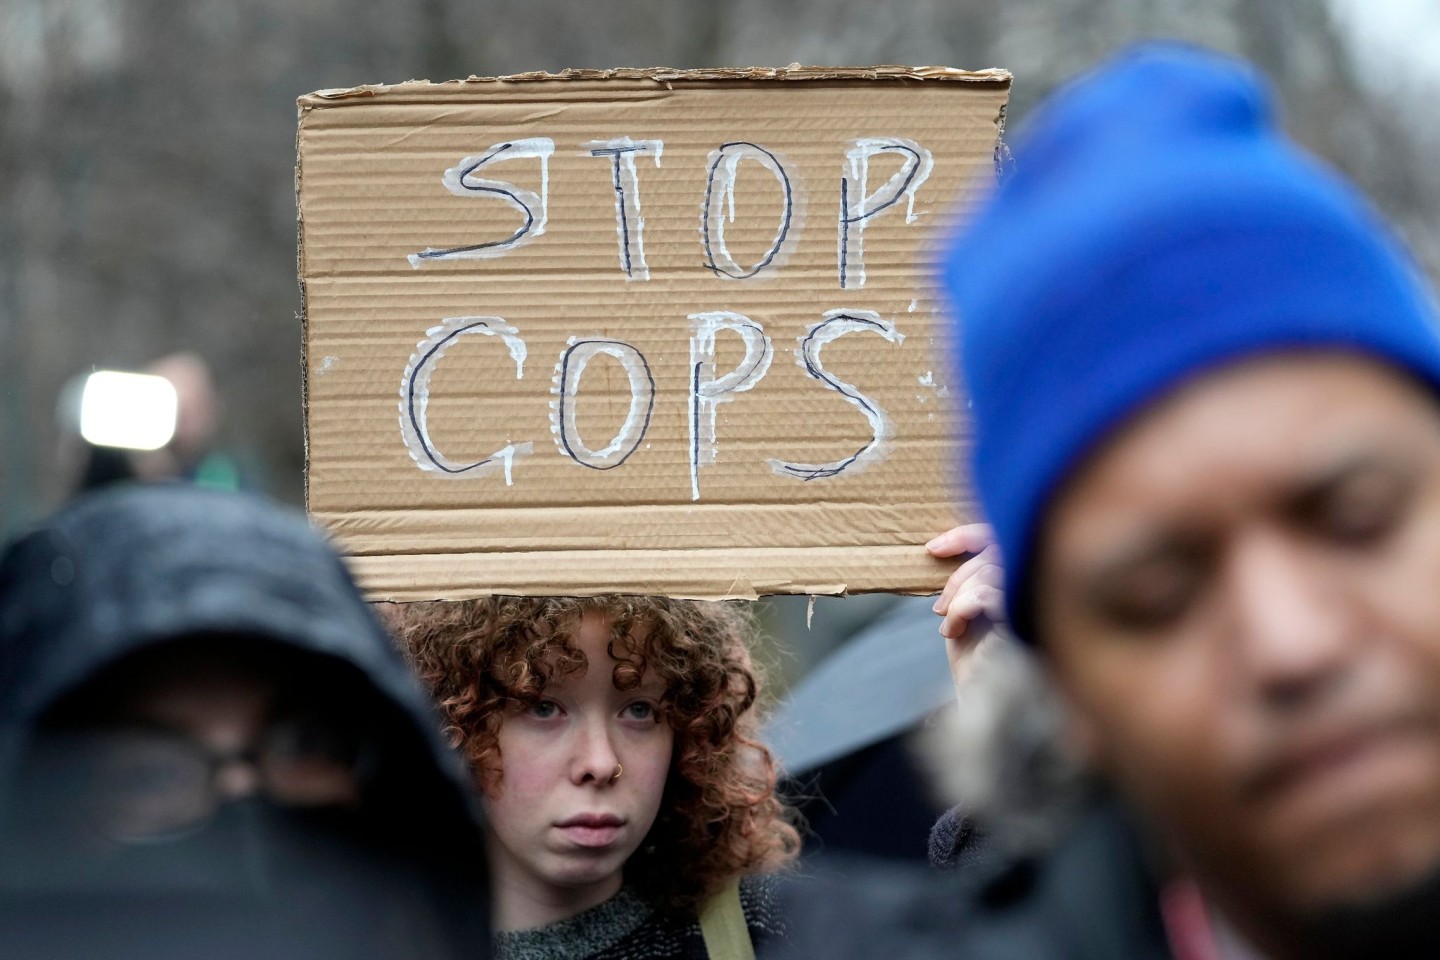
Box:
[483,611,674,914]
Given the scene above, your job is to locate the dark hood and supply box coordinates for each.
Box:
[0,484,490,958]
[0,484,459,786]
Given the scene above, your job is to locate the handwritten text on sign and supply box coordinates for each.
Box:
[399,135,934,500]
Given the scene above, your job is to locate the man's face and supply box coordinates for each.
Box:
[1035,353,1440,942]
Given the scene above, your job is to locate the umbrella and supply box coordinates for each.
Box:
[763,596,977,775]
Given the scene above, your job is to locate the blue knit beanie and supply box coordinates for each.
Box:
[942,42,1440,644]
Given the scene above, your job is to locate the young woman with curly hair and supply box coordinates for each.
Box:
[392,596,801,960]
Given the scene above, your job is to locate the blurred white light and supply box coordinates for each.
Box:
[79,371,178,451]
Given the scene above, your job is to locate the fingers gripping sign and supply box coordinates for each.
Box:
[926,523,1006,686]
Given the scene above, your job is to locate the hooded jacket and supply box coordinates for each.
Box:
[0,484,490,959]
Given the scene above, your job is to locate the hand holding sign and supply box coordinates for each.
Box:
[927,523,1006,688]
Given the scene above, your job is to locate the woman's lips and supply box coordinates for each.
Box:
[556,814,625,848]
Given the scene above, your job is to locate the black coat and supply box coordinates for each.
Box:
[770,794,1173,960]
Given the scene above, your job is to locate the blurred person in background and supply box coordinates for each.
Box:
[132,352,244,489]
[0,485,490,960]
[58,351,245,499]
[774,531,1156,960]
[392,597,800,959]
[762,595,972,864]
[938,40,1440,960]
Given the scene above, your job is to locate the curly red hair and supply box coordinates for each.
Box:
[389,596,800,914]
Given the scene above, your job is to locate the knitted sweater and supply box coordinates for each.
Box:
[493,877,782,960]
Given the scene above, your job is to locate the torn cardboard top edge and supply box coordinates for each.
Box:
[301,64,1013,105]
[351,582,888,605]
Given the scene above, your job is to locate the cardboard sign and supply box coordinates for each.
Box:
[297,66,1010,600]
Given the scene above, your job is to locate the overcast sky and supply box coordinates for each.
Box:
[1330,0,1440,96]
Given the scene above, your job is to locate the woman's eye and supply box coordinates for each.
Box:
[622,701,657,722]
[528,700,561,720]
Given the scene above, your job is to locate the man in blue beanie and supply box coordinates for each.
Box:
[940,42,1440,959]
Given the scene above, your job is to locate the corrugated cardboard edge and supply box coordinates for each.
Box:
[339,542,950,602]
[993,101,1010,179]
[297,64,1012,106]
[294,103,313,515]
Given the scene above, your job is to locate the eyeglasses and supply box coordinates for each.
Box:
[70,718,370,843]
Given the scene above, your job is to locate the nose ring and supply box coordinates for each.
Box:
[610,763,623,783]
